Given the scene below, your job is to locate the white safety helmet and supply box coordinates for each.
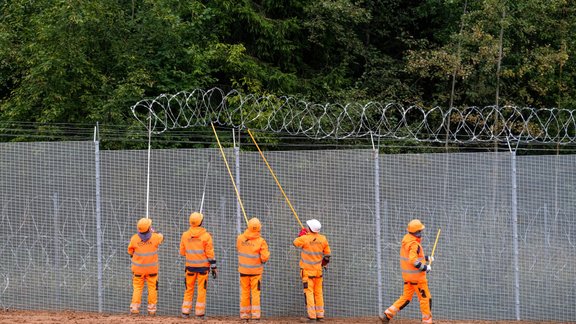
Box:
[306,219,321,233]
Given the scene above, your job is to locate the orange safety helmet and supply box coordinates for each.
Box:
[189,212,204,227]
[407,219,425,233]
[247,217,261,232]
[137,218,152,233]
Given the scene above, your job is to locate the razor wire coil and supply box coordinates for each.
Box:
[131,87,576,144]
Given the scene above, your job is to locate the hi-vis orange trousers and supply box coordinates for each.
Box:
[239,274,262,320]
[384,281,432,324]
[181,271,208,316]
[301,270,325,320]
[130,273,158,315]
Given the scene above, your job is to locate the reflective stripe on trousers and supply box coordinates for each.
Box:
[181,271,209,316]
[130,273,159,314]
[385,281,432,323]
[240,274,262,319]
[301,271,324,320]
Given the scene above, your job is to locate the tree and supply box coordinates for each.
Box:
[404,0,576,108]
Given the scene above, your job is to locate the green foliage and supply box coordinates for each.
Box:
[404,0,576,109]
[1,0,575,149]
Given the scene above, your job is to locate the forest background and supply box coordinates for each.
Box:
[1,0,575,150]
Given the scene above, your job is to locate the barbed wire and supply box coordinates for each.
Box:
[130,87,576,144]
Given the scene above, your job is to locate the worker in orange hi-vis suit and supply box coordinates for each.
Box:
[293,219,331,323]
[180,212,217,320]
[127,217,164,316]
[236,217,270,322]
[380,219,434,324]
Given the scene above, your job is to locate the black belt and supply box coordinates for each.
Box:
[186,266,209,273]
[134,273,157,277]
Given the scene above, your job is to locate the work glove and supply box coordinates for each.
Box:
[425,255,434,263]
[210,265,218,279]
[298,228,308,237]
[321,256,330,267]
[423,265,431,273]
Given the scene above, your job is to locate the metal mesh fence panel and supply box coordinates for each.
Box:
[239,149,377,318]
[516,155,576,322]
[98,148,235,315]
[380,152,516,321]
[0,141,97,311]
[1,142,575,322]
[98,148,376,318]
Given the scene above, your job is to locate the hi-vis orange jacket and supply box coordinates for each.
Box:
[180,226,215,271]
[236,229,270,275]
[128,232,164,275]
[293,232,331,272]
[399,233,427,282]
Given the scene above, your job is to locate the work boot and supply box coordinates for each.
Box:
[130,311,139,316]
[317,318,325,322]
[148,312,156,317]
[299,317,316,323]
[181,313,190,319]
[196,315,206,321]
[379,314,390,323]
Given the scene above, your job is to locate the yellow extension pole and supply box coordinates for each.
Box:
[211,123,249,225]
[247,129,304,229]
[430,228,441,265]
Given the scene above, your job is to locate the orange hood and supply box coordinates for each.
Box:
[241,229,261,240]
[187,226,207,238]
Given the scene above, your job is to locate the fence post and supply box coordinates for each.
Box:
[52,192,61,307]
[374,149,382,316]
[510,150,520,320]
[234,140,241,235]
[94,126,103,313]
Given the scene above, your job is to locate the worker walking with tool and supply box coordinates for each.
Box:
[380,219,435,324]
[180,212,217,320]
[236,217,270,321]
[293,219,331,323]
[127,217,164,316]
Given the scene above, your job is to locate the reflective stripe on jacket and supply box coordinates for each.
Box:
[293,232,331,272]
[236,230,270,275]
[400,233,426,282]
[179,226,215,269]
[128,232,164,275]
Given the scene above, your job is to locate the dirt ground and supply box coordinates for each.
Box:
[0,310,572,324]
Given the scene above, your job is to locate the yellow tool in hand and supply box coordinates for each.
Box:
[429,228,441,265]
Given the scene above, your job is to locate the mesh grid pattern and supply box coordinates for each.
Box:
[1,141,575,322]
[516,155,576,320]
[380,153,516,320]
[0,142,98,311]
